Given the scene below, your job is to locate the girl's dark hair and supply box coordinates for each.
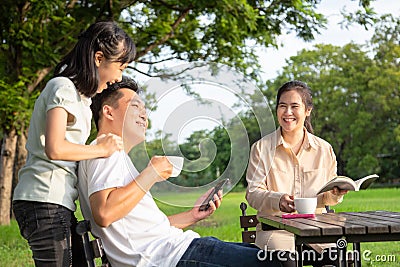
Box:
[91,76,139,131]
[275,80,314,134]
[54,21,136,97]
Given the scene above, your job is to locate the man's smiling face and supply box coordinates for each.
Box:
[113,89,147,147]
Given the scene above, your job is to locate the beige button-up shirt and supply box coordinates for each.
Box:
[246,127,343,251]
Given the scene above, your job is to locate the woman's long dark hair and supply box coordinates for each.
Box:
[54,21,136,97]
[275,80,314,134]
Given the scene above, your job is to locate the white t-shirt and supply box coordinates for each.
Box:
[13,77,92,211]
[78,149,199,267]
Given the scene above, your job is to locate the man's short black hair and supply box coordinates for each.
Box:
[91,76,140,131]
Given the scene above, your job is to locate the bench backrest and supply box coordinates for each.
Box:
[76,220,111,267]
[239,202,258,243]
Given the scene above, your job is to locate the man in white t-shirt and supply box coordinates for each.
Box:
[77,77,282,267]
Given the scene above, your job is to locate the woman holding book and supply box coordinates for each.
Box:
[246,80,348,266]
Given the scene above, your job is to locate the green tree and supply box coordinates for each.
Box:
[178,130,217,186]
[367,15,400,179]
[0,0,377,224]
[0,0,79,225]
[264,15,400,181]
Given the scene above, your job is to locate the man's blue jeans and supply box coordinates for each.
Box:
[13,201,85,267]
[177,237,282,266]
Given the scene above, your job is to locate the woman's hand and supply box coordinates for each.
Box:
[279,194,295,213]
[331,186,349,196]
[96,133,124,157]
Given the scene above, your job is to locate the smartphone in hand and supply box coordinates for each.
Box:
[198,178,229,211]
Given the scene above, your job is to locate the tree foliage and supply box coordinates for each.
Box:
[0,0,380,224]
[161,14,399,188]
[0,0,378,135]
[264,15,400,181]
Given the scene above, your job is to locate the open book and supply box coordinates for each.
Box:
[316,174,379,194]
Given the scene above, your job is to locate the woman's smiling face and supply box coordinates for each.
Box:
[96,60,129,94]
[277,90,312,134]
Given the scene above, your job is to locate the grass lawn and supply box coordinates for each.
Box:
[1,188,399,266]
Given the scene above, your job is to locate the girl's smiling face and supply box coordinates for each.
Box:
[96,59,128,94]
[277,90,312,134]
[94,46,130,94]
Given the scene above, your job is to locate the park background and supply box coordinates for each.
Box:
[0,0,399,265]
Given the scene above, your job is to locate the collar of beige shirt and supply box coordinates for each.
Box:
[274,127,318,152]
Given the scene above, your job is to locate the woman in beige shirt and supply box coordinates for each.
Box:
[246,80,348,266]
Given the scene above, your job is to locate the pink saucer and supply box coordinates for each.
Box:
[282,213,315,219]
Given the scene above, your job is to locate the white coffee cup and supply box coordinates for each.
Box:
[294,197,317,214]
[166,156,184,177]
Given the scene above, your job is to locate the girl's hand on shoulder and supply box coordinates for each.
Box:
[96,133,124,157]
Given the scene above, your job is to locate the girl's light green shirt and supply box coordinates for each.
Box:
[13,77,92,211]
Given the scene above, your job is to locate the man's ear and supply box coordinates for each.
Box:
[102,105,114,121]
[94,51,104,67]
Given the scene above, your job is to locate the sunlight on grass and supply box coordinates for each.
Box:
[2,188,399,266]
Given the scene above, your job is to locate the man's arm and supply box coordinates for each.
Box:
[89,156,172,227]
[168,189,222,229]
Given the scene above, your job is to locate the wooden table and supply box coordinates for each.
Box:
[258,211,400,267]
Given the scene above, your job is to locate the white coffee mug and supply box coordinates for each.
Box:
[166,156,184,177]
[294,197,317,214]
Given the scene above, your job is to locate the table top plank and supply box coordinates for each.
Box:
[259,211,400,237]
[364,211,400,220]
[258,215,321,236]
[326,213,389,234]
[311,214,366,235]
[344,212,400,233]
[295,218,343,235]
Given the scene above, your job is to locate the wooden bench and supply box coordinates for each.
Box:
[76,220,111,267]
[239,202,258,243]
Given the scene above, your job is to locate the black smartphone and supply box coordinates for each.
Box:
[198,178,229,211]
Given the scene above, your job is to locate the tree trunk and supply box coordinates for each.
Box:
[0,128,18,225]
[11,127,27,219]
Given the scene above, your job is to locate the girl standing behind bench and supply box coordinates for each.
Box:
[12,21,136,267]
